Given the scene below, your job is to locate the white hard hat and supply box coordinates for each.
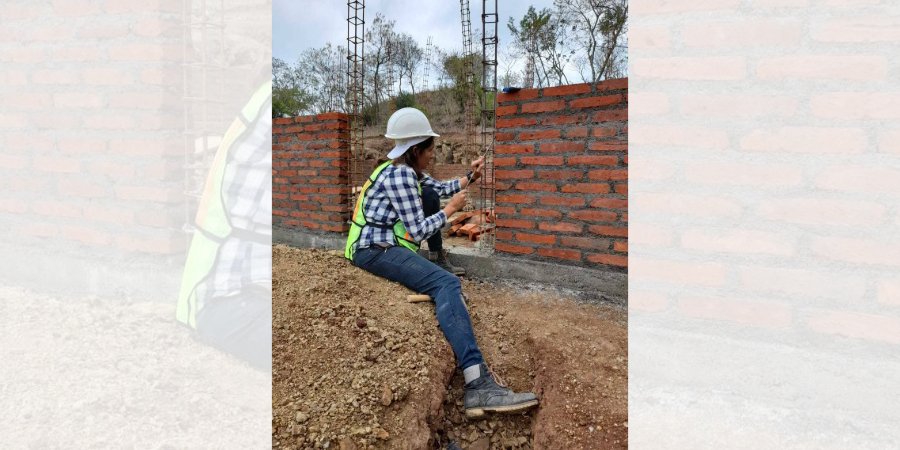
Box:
[385,107,440,159]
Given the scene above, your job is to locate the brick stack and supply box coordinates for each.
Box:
[493,79,628,269]
[272,112,350,233]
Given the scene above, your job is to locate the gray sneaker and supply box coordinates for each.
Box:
[463,364,539,418]
[429,250,466,276]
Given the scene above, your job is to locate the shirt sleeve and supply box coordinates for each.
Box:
[420,172,462,197]
[383,166,447,242]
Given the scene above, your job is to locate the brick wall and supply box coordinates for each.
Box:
[272,113,350,233]
[0,1,187,255]
[492,79,628,269]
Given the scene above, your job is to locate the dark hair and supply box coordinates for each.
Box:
[395,136,434,178]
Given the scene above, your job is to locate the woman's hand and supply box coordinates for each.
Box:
[470,156,485,181]
[448,190,467,211]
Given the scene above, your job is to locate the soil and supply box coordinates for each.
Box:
[0,286,270,448]
[272,246,627,449]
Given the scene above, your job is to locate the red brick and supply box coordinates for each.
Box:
[593,110,628,122]
[570,210,618,222]
[543,115,586,125]
[560,236,611,250]
[515,182,557,192]
[561,183,610,194]
[537,170,584,181]
[569,155,618,166]
[572,95,623,109]
[496,105,518,116]
[596,78,628,91]
[495,229,514,240]
[542,83,592,97]
[498,89,539,102]
[496,117,538,128]
[590,142,628,151]
[496,132,516,141]
[614,184,628,195]
[495,144,534,154]
[32,200,81,218]
[497,194,535,203]
[517,232,557,245]
[588,253,628,267]
[593,128,618,138]
[115,186,180,203]
[538,248,582,261]
[539,196,585,207]
[565,128,589,138]
[495,218,534,229]
[521,208,563,219]
[521,156,564,166]
[316,112,347,121]
[520,129,561,140]
[521,100,565,114]
[591,198,628,209]
[495,242,535,255]
[494,157,518,167]
[59,225,111,246]
[495,169,534,180]
[494,206,516,216]
[614,241,628,252]
[589,170,628,181]
[590,225,628,237]
[538,222,583,233]
[541,142,585,153]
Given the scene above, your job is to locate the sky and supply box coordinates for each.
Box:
[272,0,568,84]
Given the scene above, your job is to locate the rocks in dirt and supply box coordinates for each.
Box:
[355,317,367,329]
[338,437,357,450]
[295,412,309,423]
[372,427,390,440]
[380,385,393,407]
[468,437,490,450]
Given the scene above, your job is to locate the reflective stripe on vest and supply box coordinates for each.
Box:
[345,161,422,261]
[175,81,272,329]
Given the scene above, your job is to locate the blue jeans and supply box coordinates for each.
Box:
[353,245,484,370]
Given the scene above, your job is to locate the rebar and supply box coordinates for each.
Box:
[478,0,498,253]
[181,0,226,238]
[346,0,365,196]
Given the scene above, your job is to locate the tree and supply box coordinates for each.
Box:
[272,57,313,117]
[364,13,398,121]
[393,33,423,96]
[554,0,628,83]
[508,6,569,88]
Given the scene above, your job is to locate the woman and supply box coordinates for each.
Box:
[345,108,539,418]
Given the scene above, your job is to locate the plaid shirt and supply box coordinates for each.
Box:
[356,163,461,251]
[197,102,272,306]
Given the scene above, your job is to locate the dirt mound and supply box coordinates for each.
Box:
[273,246,627,449]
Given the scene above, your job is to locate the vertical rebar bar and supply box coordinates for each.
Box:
[479,0,498,253]
[346,1,365,196]
[460,0,476,180]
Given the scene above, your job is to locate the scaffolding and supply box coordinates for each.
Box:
[478,0,498,253]
[423,36,433,93]
[346,0,365,195]
[181,0,226,238]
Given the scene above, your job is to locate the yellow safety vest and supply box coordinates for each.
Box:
[175,81,272,328]
[345,161,422,261]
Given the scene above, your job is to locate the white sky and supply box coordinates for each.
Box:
[272,0,571,84]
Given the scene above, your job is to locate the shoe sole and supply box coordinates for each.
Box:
[465,399,539,418]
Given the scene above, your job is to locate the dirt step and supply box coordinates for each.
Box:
[272,246,456,449]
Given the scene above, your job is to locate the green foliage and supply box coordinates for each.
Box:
[394,92,416,109]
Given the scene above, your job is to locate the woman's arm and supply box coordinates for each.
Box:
[383,166,448,242]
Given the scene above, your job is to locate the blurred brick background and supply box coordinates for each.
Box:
[630,1,900,447]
